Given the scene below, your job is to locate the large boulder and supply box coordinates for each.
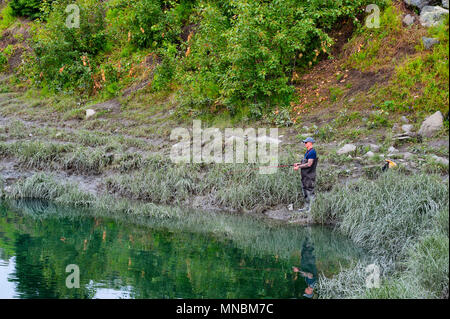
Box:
[443,0,449,9]
[404,0,430,9]
[420,6,449,27]
[337,144,356,155]
[418,111,444,137]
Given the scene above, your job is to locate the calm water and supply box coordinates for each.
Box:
[0,200,366,299]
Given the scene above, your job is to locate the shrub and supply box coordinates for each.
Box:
[29,1,107,94]
[9,0,49,19]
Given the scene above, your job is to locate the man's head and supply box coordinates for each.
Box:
[303,286,314,298]
[302,137,315,150]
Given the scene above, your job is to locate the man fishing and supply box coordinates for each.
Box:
[294,137,318,213]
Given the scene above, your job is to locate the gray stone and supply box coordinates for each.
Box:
[337,144,356,155]
[420,6,449,27]
[418,111,444,137]
[392,123,400,132]
[369,144,381,152]
[443,0,449,9]
[404,0,430,9]
[422,37,440,50]
[388,146,399,153]
[402,124,414,133]
[402,152,414,160]
[86,109,96,119]
[401,116,409,123]
[432,155,449,165]
[403,14,416,26]
[364,151,375,158]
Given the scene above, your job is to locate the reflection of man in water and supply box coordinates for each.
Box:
[292,236,317,299]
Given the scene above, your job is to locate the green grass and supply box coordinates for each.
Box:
[0,3,16,33]
[380,18,449,115]
[312,171,449,298]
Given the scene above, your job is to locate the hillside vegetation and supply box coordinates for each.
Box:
[2,0,393,119]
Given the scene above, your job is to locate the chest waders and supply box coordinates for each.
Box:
[299,155,318,212]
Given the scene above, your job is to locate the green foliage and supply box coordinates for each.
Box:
[29,0,107,94]
[366,109,390,129]
[386,17,449,115]
[346,4,402,71]
[315,124,336,142]
[0,3,17,32]
[19,0,388,115]
[129,0,164,49]
[329,87,344,102]
[9,0,50,19]
[0,53,8,72]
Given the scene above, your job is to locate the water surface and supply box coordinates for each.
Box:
[0,200,365,299]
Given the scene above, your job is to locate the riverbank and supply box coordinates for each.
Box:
[1,168,448,298]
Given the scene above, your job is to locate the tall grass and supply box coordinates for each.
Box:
[312,171,449,298]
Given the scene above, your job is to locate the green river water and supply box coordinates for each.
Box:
[0,199,366,299]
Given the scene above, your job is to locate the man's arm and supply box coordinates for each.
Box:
[294,159,314,169]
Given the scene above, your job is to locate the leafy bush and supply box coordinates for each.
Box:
[171,0,388,117]
[0,3,17,32]
[30,0,107,94]
[9,0,46,19]
[21,0,388,113]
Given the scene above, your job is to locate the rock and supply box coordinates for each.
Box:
[402,124,414,133]
[404,0,430,9]
[86,109,96,119]
[401,116,409,123]
[364,151,375,158]
[392,123,400,132]
[432,155,449,165]
[337,144,356,155]
[403,14,416,26]
[369,144,381,152]
[388,146,399,153]
[420,6,449,27]
[393,133,414,142]
[422,37,440,50]
[443,0,449,9]
[402,152,414,160]
[418,111,444,137]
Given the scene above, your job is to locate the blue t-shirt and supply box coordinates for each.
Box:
[304,148,317,161]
